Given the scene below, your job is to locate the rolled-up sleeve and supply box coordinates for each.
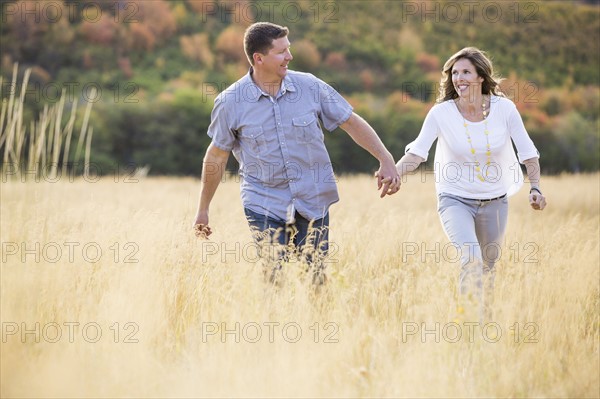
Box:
[405,107,439,161]
[314,77,353,131]
[207,96,236,151]
[508,103,539,163]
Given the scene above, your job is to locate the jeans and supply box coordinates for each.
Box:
[437,193,508,318]
[243,208,329,273]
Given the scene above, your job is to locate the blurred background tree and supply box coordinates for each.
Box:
[1,0,598,175]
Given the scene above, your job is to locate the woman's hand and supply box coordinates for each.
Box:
[529,189,547,210]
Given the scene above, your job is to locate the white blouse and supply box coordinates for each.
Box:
[406,96,539,199]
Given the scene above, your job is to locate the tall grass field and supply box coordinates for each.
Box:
[1,173,598,398]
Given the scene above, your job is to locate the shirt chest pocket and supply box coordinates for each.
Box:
[238,126,266,155]
[292,112,322,144]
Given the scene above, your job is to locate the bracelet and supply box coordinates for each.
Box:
[530,187,542,195]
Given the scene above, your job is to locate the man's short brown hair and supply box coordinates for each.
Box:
[244,22,289,65]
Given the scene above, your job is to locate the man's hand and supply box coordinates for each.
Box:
[193,212,212,239]
[193,144,230,240]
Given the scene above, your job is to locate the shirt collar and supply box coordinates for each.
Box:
[245,67,296,100]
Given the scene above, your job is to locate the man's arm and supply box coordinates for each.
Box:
[339,112,400,198]
[193,143,231,238]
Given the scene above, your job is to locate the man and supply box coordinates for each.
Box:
[193,22,400,285]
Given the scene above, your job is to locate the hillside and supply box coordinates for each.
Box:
[1,0,599,174]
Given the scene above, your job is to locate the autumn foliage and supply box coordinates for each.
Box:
[0,0,598,174]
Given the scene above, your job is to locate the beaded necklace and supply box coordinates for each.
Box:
[459,97,490,182]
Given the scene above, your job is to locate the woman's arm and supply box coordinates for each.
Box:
[396,153,425,177]
[523,157,547,211]
[394,153,426,189]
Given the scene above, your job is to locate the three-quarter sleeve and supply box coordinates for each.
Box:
[405,106,440,161]
[507,102,539,163]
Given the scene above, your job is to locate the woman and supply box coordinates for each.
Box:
[395,47,547,319]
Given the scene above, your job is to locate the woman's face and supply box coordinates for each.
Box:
[451,58,484,98]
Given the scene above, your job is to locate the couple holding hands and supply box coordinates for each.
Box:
[193,22,547,313]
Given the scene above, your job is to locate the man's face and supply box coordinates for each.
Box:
[255,36,293,80]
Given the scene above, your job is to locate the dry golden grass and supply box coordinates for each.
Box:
[1,173,598,398]
[1,64,97,182]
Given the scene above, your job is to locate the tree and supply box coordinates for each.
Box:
[80,14,118,46]
[290,39,321,72]
[180,33,215,68]
[215,26,247,64]
[134,0,177,44]
[553,111,599,172]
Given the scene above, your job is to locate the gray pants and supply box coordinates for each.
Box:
[437,193,508,317]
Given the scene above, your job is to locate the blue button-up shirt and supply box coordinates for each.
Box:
[207,69,353,221]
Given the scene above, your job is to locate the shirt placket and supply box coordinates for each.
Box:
[271,90,297,222]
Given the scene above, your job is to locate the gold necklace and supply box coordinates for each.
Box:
[459,97,491,182]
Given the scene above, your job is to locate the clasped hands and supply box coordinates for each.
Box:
[375,164,401,198]
[194,165,402,239]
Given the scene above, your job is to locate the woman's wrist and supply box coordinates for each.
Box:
[530,186,542,195]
